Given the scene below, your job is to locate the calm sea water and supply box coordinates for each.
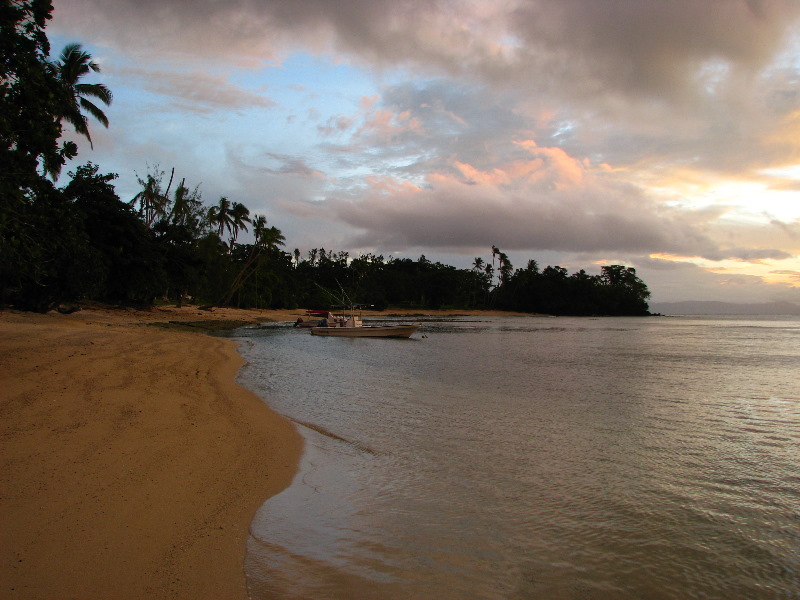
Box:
[229,316,800,599]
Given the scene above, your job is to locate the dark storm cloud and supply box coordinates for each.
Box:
[53,1,800,93]
[507,0,800,100]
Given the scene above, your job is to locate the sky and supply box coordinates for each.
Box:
[48,0,800,305]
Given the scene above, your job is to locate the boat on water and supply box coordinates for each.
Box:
[293,310,333,328]
[308,304,421,338]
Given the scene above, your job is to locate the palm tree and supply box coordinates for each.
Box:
[483,263,495,306]
[228,202,251,249]
[497,251,512,285]
[257,224,286,252]
[207,197,235,240]
[249,215,286,251]
[220,215,284,306]
[251,214,267,241]
[167,179,197,225]
[131,168,169,227]
[56,43,112,149]
[484,263,494,283]
[525,259,539,273]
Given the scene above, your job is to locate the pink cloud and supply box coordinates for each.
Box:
[325,155,715,256]
[450,141,589,190]
[355,107,426,142]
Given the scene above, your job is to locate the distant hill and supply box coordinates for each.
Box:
[650,301,800,316]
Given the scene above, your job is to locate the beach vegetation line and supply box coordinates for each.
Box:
[0,1,650,316]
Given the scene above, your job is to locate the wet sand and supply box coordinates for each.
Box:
[0,304,528,599]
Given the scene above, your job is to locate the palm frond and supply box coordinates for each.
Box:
[75,82,112,105]
[56,43,109,146]
[79,98,109,128]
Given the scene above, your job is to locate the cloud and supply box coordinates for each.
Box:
[702,247,794,262]
[770,269,800,283]
[318,115,355,137]
[769,218,800,239]
[113,66,275,113]
[258,153,325,178]
[52,1,283,67]
[52,1,800,89]
[49,0,800,304]
[53,1,800,176]
[507,0,800,101]
[324,147,718,257]
[637,255,800,303]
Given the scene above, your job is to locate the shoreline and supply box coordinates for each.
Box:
[0,303,530,599]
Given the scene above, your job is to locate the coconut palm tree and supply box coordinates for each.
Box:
[166,179,202,227]
[207,197,235,240]
[251,214,267,240]
[228,202,251,249]
[257,224,286,252]
[497,250,512,285]
[220,215,284,306]
[131,168,169,227]
[56,43,112,149]
[484,263,494,283]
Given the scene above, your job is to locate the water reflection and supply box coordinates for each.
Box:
[236,316,800,599]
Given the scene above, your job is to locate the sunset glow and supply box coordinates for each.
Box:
[49,0,800,305]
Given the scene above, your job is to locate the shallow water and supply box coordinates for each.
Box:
[230,316,800,599]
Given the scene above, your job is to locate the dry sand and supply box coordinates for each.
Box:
[0,305,303,600]
[0,304,529,599]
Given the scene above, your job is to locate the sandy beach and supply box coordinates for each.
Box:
[0,305,305,600]
[0,304,527,599]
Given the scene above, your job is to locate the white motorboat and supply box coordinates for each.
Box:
[309,305,421,338]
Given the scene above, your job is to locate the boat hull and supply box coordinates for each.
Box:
[310,324,420,338]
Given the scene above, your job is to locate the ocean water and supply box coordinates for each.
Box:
[229,316,800,599]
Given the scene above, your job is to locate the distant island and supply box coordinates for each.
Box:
[649,301,800,316]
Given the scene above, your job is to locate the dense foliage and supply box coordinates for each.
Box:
[0,0,652,315]
[283,249,650,315]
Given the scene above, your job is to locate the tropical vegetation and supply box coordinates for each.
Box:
[0,0,651,315]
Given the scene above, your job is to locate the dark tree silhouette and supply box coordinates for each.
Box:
[56,43,112,150]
